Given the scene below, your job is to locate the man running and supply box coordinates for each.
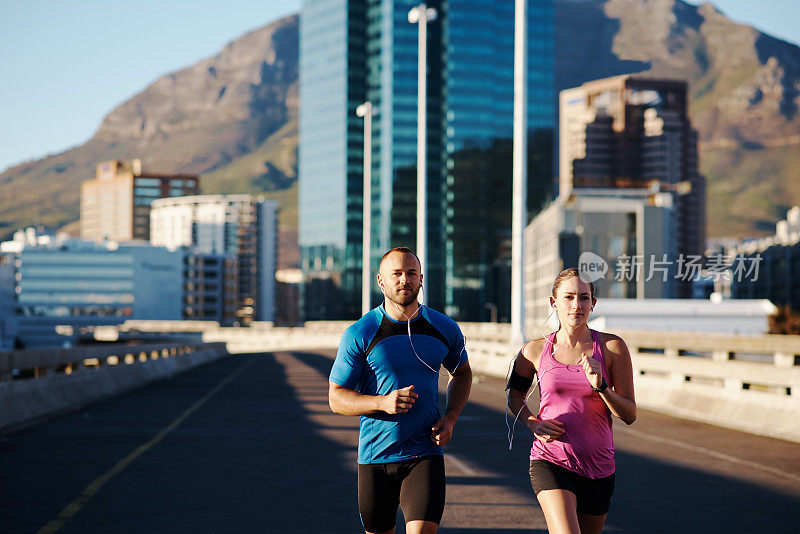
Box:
[329,247,472,534]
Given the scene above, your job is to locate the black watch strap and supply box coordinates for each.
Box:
[592,377,608,393]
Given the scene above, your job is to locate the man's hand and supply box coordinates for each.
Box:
[431,414,456,446]
[381,385,417,414]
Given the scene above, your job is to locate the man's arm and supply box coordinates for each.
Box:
[329,381,418,416]
[431,361,472,446]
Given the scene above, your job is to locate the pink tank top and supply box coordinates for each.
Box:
[530,329,615,478]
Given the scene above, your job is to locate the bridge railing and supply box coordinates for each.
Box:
[0,341,228,432]
[619,329,800,443]
[204,322,350,353]
[459,324,800,443]
[202,322,800,442]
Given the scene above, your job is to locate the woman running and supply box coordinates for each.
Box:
[507,268,636,533]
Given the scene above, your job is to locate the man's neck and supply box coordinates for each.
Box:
[383,299,421,322]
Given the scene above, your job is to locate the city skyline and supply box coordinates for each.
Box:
[1,0,799,174]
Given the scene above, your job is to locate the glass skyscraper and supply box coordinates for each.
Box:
[299,0,554,321]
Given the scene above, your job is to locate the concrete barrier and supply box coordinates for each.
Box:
[201,322,800,443]
[0,342,228,432]
[619,330,800,443]
[203,323,349,354]
[461,325,800,443]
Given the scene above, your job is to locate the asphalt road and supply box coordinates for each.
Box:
[2,350,799,533]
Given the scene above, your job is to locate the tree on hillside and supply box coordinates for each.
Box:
[768,305,800,335]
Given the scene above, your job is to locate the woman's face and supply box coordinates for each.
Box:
[551,275,595,328]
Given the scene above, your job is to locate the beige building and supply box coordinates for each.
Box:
[80,160,199,242]
[559,76,706,298]
[524,189,675,338]
[150,195,278,323]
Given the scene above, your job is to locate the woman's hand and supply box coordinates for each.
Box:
[580,352,603,390]
[529,417,565,443]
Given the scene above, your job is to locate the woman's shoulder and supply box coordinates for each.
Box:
[521,336,548,360]
[595,331,630,356]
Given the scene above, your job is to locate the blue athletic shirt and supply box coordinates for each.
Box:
[329,304,468,464]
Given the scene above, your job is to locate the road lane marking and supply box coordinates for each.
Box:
[472,379,511,398]
[614,425,800,484]
[447,453,477,476]
[36,357,255,534]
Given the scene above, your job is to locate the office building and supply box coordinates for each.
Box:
[0,253,16,349]
[0,229,237,347]
[299,0,555,321]
[732,206,800,311]
[150,195,278,323]
[12,239,183,347]
[275,268,303,325]
[183,254,239,324]
[80,160,199,242]
[559,76,705,296]
[524,188,675,335]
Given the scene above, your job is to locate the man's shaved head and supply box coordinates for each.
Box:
[379,246,421,271]
[377,247,422,307]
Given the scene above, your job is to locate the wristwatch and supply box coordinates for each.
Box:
[591,377,608,393]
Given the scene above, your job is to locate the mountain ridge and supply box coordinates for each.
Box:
[1,1,799,252]
[555,0,800,237]
[0,15,299,266]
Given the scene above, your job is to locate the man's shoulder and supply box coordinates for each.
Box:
[422,306,462,336]
[342,308,383,345]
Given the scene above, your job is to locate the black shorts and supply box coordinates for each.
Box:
[357,455,446,532]
[529,459,615,516]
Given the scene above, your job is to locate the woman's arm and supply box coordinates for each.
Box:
[507,340,565,443]
[597,334,637,425]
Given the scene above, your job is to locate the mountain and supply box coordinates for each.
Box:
[556,0,800,238]
[0,14,299,266]
[1,1,799,249]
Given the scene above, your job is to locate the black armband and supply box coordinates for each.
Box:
[506,365,534,393]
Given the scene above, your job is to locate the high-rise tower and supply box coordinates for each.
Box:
[299,0,555,321]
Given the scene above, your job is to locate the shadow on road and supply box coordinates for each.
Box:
[2,350,798,533]
[1,353,364,533]
[440,373,800,533]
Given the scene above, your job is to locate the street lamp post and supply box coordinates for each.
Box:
[357,102,375,316]
[408,3,437,304]
[511,0,528,345]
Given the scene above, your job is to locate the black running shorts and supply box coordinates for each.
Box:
[529,459,615,516]
[357,455,446,532]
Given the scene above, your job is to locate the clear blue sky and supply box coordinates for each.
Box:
[0,0,301,173]
[0,0,797,173]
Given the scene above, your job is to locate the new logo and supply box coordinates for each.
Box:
[578,252,608,283]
